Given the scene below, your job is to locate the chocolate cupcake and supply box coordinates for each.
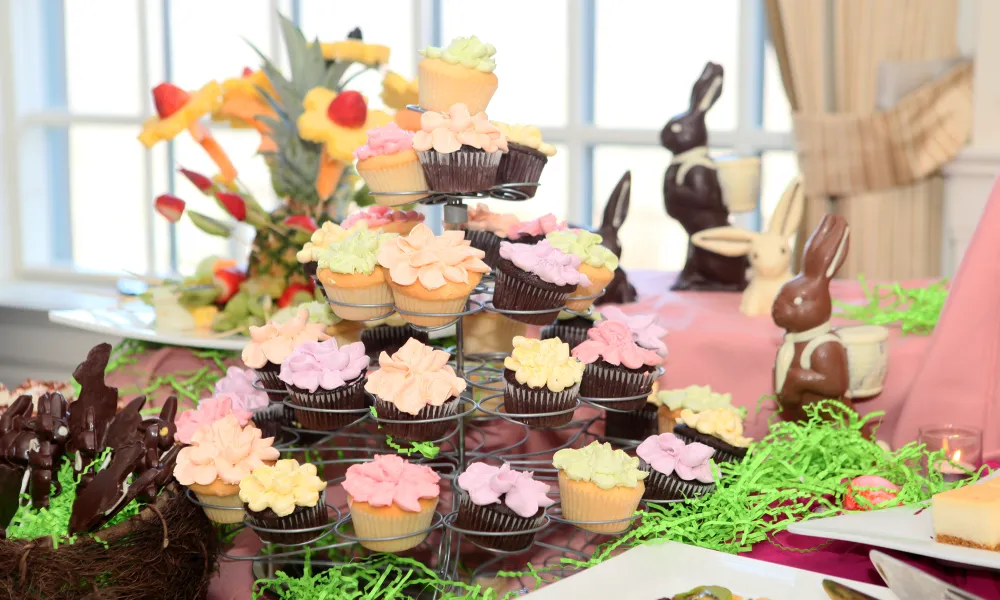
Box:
[279,339,370,431]
[413,103,506,193]
[444,203,521,268]
[240,459,329,545]
[502,337,584,428]
[456,462,554,552]
[365,339,467,441]
[250,403,289,439]
[492,123,556,199]
[493,241,591,326]
[572,320,663,411]
[604,403,659,441]
[242,308,328,402]
[672,407,752,464]
[636,433,716,501]
[541,311,601,351]
[361,314,429,364]
[506,214,567,246]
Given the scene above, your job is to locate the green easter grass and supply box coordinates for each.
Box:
[835,276,948,335]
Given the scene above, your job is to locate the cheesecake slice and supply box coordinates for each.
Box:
[932,481,1000,551]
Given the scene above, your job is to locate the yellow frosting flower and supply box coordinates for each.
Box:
[297,87,392,162]
[213,68,277,130]
[546,230,619,271]
[381,71,419,110]
[491,122,557,157]
[503,336,584,393]
[320,40,390,66]
[138,81,221,148]
[660,385,734,413]
[239,459,327,517]
[297,221,352,264]
[553,441,648,489]
[680,407,752,448]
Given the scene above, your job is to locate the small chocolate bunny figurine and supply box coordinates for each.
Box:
[662,62,749,292]
[596,171,638,305]
[772,214,852,422]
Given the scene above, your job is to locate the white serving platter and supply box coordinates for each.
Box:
[522,541,896,600]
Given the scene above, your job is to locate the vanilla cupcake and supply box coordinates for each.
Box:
[445,203,521,268]
[546,230,619,312]
[377,223,490,328]
[354,123,429,205]
[296,221,352,281]
[341,205,426,235]
[553,441,647,534]
[492,122,557,198]
[315,224,398,321]
[173,415,280,523]
[412,103,508,193]
[418,35,498,115]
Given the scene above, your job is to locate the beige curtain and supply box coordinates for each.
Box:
[766,0,972,279]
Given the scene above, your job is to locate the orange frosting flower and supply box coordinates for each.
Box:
[364,339,466,415]
[376,223,489,290]
[241,308,329,368]
[411,103,508,154]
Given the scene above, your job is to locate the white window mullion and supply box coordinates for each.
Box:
[0,0,17,279]
[566,0,594,227]
[137,0,157,276]
[733,0,767,231]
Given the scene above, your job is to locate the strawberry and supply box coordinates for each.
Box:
[283,215,319,233]
[844,476,900,511]
[326,91,367,127]
[277,283,315,308]
[242,66,254,77]
[151,83,190,118]
[179,167,214,194]
[215,191,247,221]
[154,194,185,223]
[213,268,246,304]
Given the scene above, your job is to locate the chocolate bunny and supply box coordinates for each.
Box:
[772,214,852,422]
[596,171,637,305]
[662,62,748,292]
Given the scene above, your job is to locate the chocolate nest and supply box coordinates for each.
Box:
[0,484,218,600]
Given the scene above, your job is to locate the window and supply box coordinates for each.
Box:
[2,0,795,282]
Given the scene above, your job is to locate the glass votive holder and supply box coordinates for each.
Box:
[917,424,983,482]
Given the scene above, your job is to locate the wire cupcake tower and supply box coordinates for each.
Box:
[209,182,665,597]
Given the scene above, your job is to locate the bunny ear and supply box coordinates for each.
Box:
[691,226,756,257]
[160,395,178,424]
[602,171,631,231]
[801,214,850,281]
[690,62,724,114]
[767,176,806,238]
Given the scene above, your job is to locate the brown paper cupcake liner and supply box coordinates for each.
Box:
[496,143,548,198]
[245,492,329,545]
[374,396,459,441]
[463,229,505,268]
[492,259,574,326]
[506,233,546,246]
[286,375,368,431]
[456,493,545,552]
[361,325,428,363]
[540,319,596,351]
[255,363,288,403]
[418,147,502,193]
[250,402,288,439]
[638,459,716,501]
[503,369,579,428]
[302,261,318,280]
[579,361,658,411]
[672,424,748,464]
[604,404,659,441]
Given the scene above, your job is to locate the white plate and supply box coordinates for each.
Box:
[49,306,455,351]
[788,474,1000,571]
[522,541,896,600]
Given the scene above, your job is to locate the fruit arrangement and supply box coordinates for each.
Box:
[138,17,417,335]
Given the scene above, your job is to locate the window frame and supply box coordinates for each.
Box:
[1,0,792,285]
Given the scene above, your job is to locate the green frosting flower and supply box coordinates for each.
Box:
[553,441,647,489]
[272,301,337,326]
[419,36,496,73]
[317,226,397,275]
[546,230,619,270]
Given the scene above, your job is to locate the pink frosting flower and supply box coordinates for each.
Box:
[457,462,555,518]
[278,339,369,392]
[342,205,425,229]
[214,366,270,411]
[175,395,253,445]
[461,203,520,236]
[364,338,467,415]
[572,320,663,368]
[241,308,329,368]
[499,240,592,287]
[376,223,490,290]
[636,433,715,483]
[411,103,508,154]
[600,306,668,358]
[173,414,280,486]
[342,454,441,512]
[353,123,415,160]
[507,214,567,240]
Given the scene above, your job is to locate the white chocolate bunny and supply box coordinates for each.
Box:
[690,177,805,316]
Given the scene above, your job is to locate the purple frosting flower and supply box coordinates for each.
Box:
[636,433,714,483]
[213,366,270,411]
[278,340,369,392]
[600,306,668,357]
[457,462,555,518]
[498,240,592,287]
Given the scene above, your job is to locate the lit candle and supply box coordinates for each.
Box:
[933,449,976,482]
[918,425,983,483]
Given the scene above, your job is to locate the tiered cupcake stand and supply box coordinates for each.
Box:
[202,180,670,597]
